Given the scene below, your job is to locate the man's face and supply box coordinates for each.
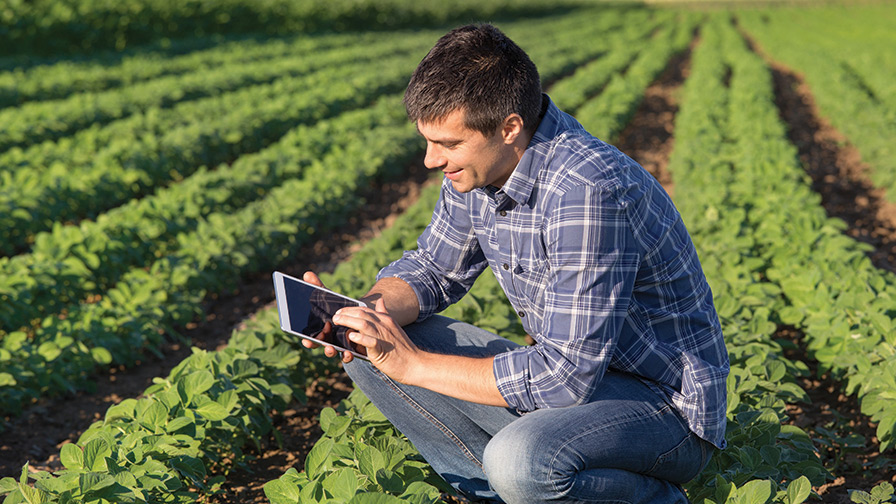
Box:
[417,109,518,193]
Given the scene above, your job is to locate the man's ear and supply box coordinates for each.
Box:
[500,114,525,144]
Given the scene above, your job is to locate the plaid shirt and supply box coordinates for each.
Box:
[378,96,729,448]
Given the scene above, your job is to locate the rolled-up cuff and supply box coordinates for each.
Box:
[493,348,536,412]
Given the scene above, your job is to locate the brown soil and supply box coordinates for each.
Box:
[781,326,895,503]
[769,63,896,275]
[614,37,694,197]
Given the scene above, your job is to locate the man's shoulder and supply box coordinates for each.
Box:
[541,131,639,193]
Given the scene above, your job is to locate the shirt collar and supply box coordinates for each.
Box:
[489,94,586,207]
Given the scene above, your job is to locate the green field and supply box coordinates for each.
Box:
[1,1,895,503]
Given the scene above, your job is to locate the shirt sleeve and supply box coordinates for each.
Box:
[377,178,489,321]
[493,183,642,411]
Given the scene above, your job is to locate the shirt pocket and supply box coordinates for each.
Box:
[511,241,549,309]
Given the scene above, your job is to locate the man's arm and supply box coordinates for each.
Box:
[334,298,508,407]
[359,277,419,327]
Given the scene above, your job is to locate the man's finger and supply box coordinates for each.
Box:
[303,271,324,287]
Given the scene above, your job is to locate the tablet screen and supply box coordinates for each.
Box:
[275,272,368,358]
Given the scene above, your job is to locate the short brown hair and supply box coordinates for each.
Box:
[403,23,542,136]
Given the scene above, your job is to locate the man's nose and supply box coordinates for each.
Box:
[423,144,447,170]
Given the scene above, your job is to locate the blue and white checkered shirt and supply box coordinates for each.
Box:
[378,96,729,448]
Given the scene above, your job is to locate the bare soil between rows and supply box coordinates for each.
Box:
[4,29,896,504]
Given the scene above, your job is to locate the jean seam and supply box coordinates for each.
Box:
[646,431,693,477]
[547,402,674,501]
[369,365,484,468]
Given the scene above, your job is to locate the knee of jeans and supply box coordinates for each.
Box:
[342,358,380,388]
[482,421,558,502]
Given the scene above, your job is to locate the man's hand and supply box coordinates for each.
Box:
[332,298,422,384]
[301,271,355,363]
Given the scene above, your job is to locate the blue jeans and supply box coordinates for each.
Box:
[343,316,713,504]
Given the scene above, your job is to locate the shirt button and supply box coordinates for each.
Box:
[503,263,510,270]
[518,311,526,318]
[500,210,507,216]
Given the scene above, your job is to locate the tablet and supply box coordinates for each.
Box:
[273,271,370,360]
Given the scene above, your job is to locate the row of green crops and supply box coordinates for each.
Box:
[737,4,896,202]
[0,30,376,108]
[0,5,658,416]
[0,37,426,255]
[0,303,344,502]
[668,12,895,498]
[0,30,426,153]
[0,0,585,57]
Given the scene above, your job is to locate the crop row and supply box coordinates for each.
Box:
[2,0,589,57]
[0,301,343,502]
[720,16,896,453]
[575,12,696,142]
[671,14,895,498]
[0,44,423,255]
[0,112,421,415]
[0,97,407,338]
[737,5,896,202]
[0,31,428,153]
[0,30,373,109]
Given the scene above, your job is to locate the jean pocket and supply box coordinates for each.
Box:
[645,432,709,484]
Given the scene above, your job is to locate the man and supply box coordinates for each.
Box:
[303,23,729,503]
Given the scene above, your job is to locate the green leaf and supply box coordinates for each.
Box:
[90,347,113,365]
[59,443,83,470]
[78,472,115,494]
[786,476,811,504]
[321,467,359,501]
[166,416,195,434]
[181,370,214,403]
[0,477,18,493]
[83,438,111,472]
[319,407,337,433]
[738,479,772,504]
[194,398,229,421]
[305,438,335,478]
[17,484,50,504]
[263,479,300,504]
[0,373,16,386]
[357,445,386,478]
[848,490,874,504]
[139,401,168,430]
